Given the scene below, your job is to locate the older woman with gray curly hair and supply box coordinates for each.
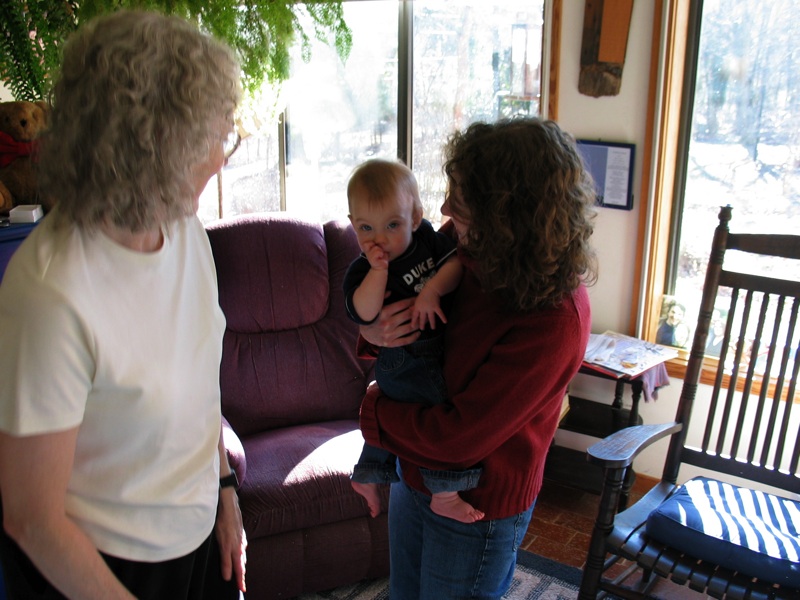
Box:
[0,10,245,599]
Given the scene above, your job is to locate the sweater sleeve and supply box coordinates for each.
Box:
[361,289,589,471]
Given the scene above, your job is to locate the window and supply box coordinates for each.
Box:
[673,0,800,320]
[197,0,546,227]
[411,2,544,222]
[642,0,800,378]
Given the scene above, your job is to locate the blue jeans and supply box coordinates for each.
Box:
[376,335,448,403]
[388,476,535,599]
[353,335,482,491]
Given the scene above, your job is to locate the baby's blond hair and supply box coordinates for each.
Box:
[347,159,422,218]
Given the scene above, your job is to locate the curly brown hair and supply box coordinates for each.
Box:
[38,10,241,232]
[443,118,597,312]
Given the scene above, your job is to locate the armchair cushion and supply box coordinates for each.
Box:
[212,215,329,331]
[206,214,384,599]
[239,422,376,540]
[646,477,800,587]
[208,216,374,437]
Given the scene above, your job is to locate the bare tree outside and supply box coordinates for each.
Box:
[676,0,800,302]
[673,0,800,365]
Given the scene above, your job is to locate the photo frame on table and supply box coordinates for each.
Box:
[576,139,635,210]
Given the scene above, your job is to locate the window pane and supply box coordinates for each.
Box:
[197,0,546,226]
[677,0,800,287]
[413,1,544,225]
[197,2,398,226]
[672,0,800,347]
[284,1,399,222]
[197,85,283,224]
[197,134,282,225]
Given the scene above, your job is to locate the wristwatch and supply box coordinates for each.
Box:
[220,472,239,489]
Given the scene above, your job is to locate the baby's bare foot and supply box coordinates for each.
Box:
[429,491,485,523]
[351,480,382,517]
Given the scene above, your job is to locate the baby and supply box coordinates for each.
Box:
[343,158,483,524]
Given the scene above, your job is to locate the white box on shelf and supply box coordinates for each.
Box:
[9,204,43,223]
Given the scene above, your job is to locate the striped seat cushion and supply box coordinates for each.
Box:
[646,476,800,587]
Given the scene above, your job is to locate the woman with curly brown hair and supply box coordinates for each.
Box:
[358,118,597,599]
[0,10,245,599]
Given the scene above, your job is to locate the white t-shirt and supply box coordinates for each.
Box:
[0,210,225,562]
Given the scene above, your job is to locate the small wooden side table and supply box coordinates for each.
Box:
[560,365,645,437]
[544,363,663,510]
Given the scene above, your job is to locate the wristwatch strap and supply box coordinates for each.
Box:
[220,472,239,489]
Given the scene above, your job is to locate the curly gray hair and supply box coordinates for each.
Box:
[38,10,241,231]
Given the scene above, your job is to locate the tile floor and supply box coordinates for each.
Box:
[524,476,707,599]
[521,477,602,568]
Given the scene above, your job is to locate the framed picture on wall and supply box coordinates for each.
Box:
[576,139,635,210]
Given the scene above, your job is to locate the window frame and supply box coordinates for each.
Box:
[634,0,694,380]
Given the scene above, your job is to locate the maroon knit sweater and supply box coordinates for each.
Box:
[359,264,591,520]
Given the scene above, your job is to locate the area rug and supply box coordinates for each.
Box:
[294,550,582,599]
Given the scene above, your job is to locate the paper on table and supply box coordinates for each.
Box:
[583,330,678,378]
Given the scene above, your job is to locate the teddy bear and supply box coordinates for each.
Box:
[0,100,49,214]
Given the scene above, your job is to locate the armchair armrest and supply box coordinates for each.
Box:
[587,422,682,470]
[582,422,684,576]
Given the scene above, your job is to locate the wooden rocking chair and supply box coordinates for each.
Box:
[578,205,800,600]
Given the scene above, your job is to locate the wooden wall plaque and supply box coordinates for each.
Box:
[579,0,634,97]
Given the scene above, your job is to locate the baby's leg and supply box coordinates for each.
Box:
[429,491,485,523]
[351,480,383,518]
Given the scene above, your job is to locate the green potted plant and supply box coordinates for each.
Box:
[0,0,351,101]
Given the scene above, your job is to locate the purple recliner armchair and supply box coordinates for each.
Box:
[206,214,389,599]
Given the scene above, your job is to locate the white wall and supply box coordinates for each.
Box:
[557,0,653,336]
